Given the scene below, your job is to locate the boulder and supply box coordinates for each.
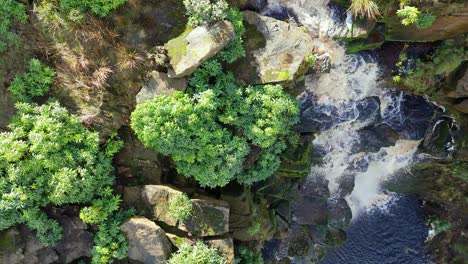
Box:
[420,118,455,158]
[454,99,468,114]
[114,127,165,185]
[54,216,93,263]
[205,237,235,264]
[120,217,172,264]
[292,195,328,225]
[136,71,188,104]
[166,21,235,77]
[353,123,399,153]
[232,11,314,84]
[179,199,230,237]
[141,185,184,226]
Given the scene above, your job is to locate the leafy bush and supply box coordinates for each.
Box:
[349,0,380,20]
[8,59,55,102]
[183,0,229,27]
[168,193,193,222]
[0,102,127,262]
[416,13,436,29]
[168,241,227,264]
[0,0,27,52]
[234,245,263,264]
[216,8,246,63]
[396,6,420,26]
[60,0,128,17]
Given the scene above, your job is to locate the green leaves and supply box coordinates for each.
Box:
[168,193,193,222]
[8,59,55,102]
[0,0,27,52]
[168,241,227,264]
[60,0,128,17]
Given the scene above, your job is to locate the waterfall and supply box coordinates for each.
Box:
[262,0,424,218]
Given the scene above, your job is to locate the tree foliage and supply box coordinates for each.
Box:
[168,241,227,264]
[0,101,128,262]
[0,0,28,52]
[168,193,193,222]
[8,59,55,102]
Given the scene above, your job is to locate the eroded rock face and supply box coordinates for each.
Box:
[166,21,235,77]
[120,217,172,264]
[141,185,184,226]
[179,199,230,237]
[136,71,188,104]
[232,11,314,84]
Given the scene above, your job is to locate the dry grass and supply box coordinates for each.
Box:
[116,46,144,71]
[349,0,381,20]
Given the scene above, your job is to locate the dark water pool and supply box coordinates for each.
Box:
[320,194,429,264]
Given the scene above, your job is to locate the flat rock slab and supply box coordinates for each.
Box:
[141,185,184,226]
[166,20,235,77]
[232,10,314,84]
[120,216,172,264]
[136,71,188,104]
[179,199,230,237]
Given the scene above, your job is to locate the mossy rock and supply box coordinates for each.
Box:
[276,135,314,178]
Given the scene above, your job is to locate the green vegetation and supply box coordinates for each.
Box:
[0,0,28,52]
[169,193,193,222]
[430,217,451,236]
[0,102,128,262]
[349,0,380,20]
[393,40,465,95]
[234,245,263,264]
[183,0,229,27]
[396,6,435,29]
[132,6,299,188]
[8,59,55,102]
[168,241,227,264]
[60,0,128,17]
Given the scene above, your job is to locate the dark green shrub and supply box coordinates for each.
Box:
[234,245,263,264]
[0,0,27,52]
[168,241,227,264]
[60,0,128,17]
[8,59,55,102]
[0,101,127,262]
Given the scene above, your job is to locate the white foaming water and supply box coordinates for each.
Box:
[263,0,421,217]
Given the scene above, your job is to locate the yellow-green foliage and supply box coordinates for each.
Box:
[0,0,27,52]
[349,0,380,20]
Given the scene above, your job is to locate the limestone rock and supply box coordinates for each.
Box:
[232,11,314,84]
[179,199,230,237]
[120,216,172,264]
[141,185,184,226]
[136,71,188,104]
[166,21,235,77]
[205,237,235,264]
[54,216,93,263]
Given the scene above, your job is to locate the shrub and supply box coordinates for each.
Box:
[0,102,127,262]
[183,0,229,27]
[396,6,420,26]
[216,8,246,63]
[168,241,227,264]
[8,59,55,102]
[234,245,263,264]
[417,13,436,29]
[168,193,193,222]
[60,0,128,17]
[0,0,27,52]
[349,0,380,20]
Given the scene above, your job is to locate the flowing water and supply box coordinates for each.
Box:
[259,0,441,262]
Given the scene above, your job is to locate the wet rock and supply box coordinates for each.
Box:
[166,21,235,77]
[313,53,332,73]
[278,225,312,258]
[292,195,328,225]
[205,237,235,264]
[298,94,381,132]
[136,71,188,104]
[179,199,230,237]
[141,185,184,226]
[323,227,347,247]
[327,198,352,230]
[232,11,314,84]
[382,90,440,140]
[114,127,165,185]
[54,216,93,263]
[454,99,468,114]
[227,0,267,10]
[420,118,456,158]
[354,123,399,153]
[120,216,172,264]
[276,135,313,178]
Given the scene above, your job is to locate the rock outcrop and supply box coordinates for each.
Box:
[54,216,93,263]
[179,199,230,237]
[166,21,235,77]
[232,11,314,84]
[136,71,188,104]
[141,185,184,226]
[120,216,172,264]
